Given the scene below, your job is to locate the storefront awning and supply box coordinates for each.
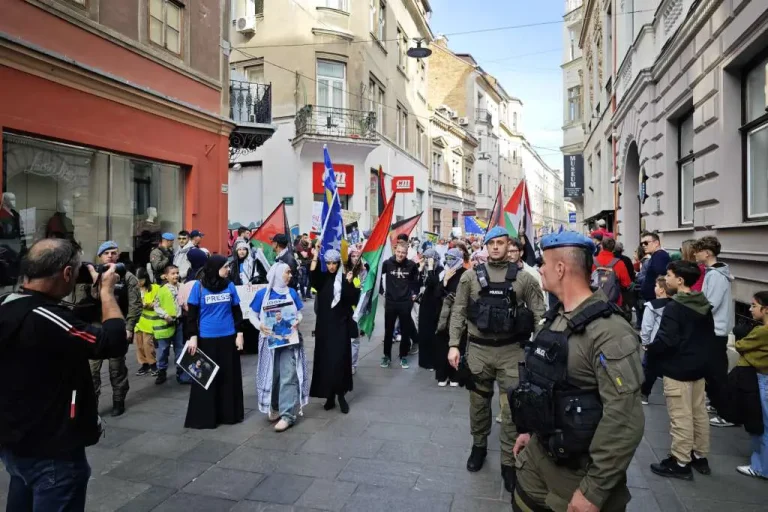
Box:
[582,209,614,225]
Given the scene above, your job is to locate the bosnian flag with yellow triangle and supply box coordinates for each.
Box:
[504,179,536,266]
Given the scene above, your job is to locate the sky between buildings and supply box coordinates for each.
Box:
[430,0,565,172]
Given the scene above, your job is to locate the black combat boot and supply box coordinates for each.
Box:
[155,369,167,385]
[111,400,126,417]
[466,445,487,472]
[501,465,516,493]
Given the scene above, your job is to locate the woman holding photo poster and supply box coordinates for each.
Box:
[184,255,245,429]
[309,249,360,414]
[250,262,309,432]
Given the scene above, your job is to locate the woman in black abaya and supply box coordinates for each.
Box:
[435,248,468,386]
[184,255,245,429]
[309,249,359,413]
[417,248,443,370]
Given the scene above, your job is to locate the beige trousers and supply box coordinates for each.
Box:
[134,331,156,365]
[663,377,710,464]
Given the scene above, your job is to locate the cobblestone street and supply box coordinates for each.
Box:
[2,302,768,511]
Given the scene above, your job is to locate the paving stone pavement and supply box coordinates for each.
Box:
[2,300,768,511]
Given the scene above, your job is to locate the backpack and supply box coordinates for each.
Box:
[591,258,621,303]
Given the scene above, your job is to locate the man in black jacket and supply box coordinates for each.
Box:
[0,238,127,511]
[380,241,419,369]
[647,260,714,480]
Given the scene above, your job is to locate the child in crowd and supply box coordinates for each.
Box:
[134,268,158,376]
[640,276,675,404]
[648,261,715,480]
[153,265,187,385]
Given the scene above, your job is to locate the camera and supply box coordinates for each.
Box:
[76,262,127,284]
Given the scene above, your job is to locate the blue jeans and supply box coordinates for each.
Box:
[271,347,299,424]
[0,447,91,512]
[156,328,191,382]
[751,372,768,476]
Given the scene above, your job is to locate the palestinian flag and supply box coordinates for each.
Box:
[249,201,290,264]
[354,193,397,337]
[504,179,537,266]
[389,212,422,245]
[486,185,504,230]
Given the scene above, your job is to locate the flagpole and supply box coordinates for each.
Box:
[318,187,339,246]
[483,185,501,238]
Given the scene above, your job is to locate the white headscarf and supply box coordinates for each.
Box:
[260,262,292,319]
[323,249,343,308]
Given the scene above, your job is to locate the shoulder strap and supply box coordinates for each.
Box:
[504,262,519,283]
[543,301,561,325]
[566,301,620,335]
[475,264,489,289]
[607,258,619,269]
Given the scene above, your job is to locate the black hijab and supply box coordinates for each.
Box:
[201,254,229,293]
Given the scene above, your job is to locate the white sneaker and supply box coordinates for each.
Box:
[736,465,768,479]
[710,416,735,428]
[274,419,291,432]
[438,380,448,387]
[449,381,459,387]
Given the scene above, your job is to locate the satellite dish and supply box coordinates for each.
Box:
[407,40,432,59]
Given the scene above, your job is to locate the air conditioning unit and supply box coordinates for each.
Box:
[458,117,469,126]
[236,16,257,34]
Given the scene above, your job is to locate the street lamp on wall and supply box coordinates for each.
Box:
[407,39,432,59]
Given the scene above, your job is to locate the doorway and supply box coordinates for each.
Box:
[622,140,641,253]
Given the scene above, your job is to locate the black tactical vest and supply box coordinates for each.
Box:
[466,263,534,342]
[509,301,621,464]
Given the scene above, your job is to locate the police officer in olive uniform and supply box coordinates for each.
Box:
[79,241,141,417]
[448,226,546,492]
[509,231,644,512]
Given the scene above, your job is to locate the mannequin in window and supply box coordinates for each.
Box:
[0,192,24,287]
[45,199,75,240]
[0,193,22,241]
[135,206,161,237]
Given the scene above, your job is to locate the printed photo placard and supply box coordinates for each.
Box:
[177,342,220,390]
[263,298,300,349]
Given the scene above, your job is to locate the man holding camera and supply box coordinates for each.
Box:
[0,238,128,510]
[84,241,141,417]
[448,226,545,493]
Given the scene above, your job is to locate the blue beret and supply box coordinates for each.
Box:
[97,240,118,256]
[483,226,509,245]
[540,231,595,252]
[162,232,175,241]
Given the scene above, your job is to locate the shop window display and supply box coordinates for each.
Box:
[1,133,183,291]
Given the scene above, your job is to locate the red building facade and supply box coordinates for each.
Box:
[0,0,234,287]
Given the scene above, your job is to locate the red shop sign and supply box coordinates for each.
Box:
[312,162,355,195]
[392,176,415,193]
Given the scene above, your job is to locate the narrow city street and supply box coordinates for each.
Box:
[0,302,765,512]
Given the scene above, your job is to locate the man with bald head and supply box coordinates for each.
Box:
[509,231,644,512]
[0,238,127,510]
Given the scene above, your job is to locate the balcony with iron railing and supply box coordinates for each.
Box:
[229,80,274,154]
[475,108,492,124]
[294,105,379,143]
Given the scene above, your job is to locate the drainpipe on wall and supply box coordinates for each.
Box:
[611,1,619,241]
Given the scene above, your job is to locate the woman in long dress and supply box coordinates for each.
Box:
[250,262,309,432]
[184,255,245,429]
[309,249,359,413]
[416,249,443,371]
[435,248,468,386]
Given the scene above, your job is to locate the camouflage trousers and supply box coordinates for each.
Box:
[89,357,129,403]
[466,341,525,466]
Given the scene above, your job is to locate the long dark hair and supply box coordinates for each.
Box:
[135,267,152,292]
[200,255,229,293]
